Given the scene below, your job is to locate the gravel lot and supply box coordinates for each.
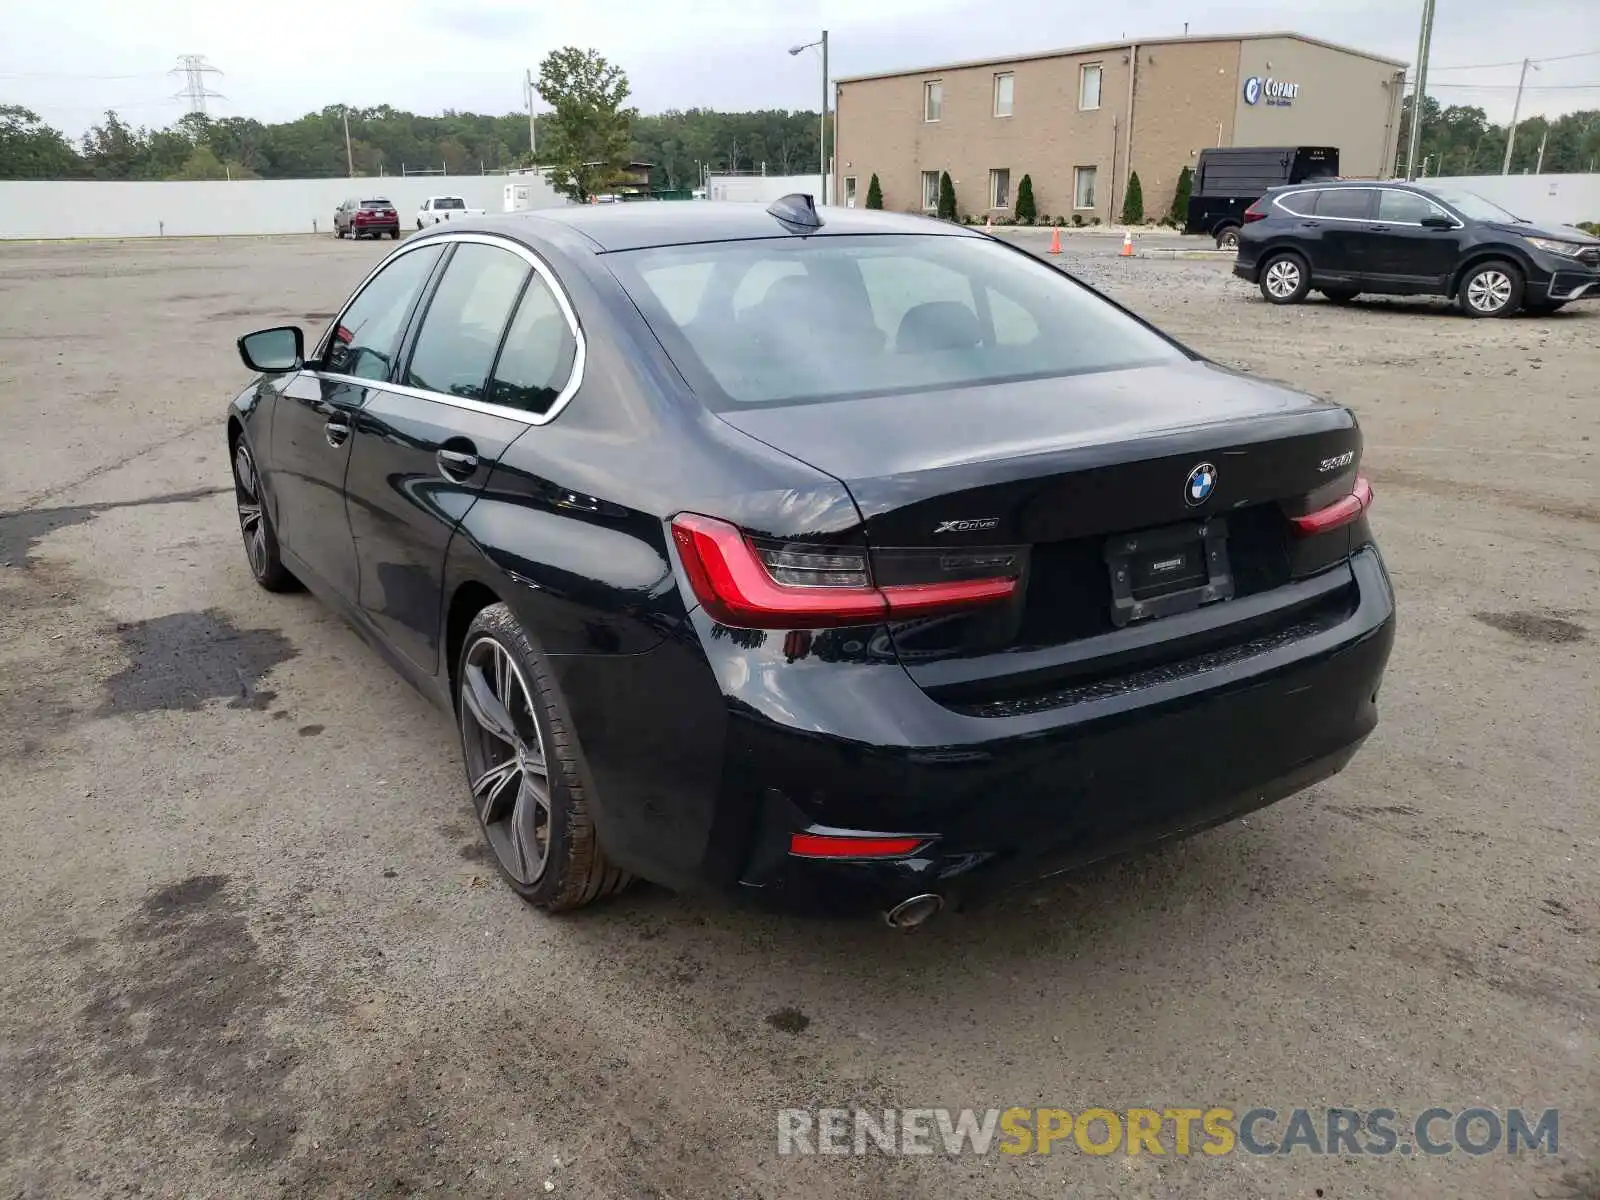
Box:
[1,233,1596,1200]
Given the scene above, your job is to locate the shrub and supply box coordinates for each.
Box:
[1169,165,1193,225]
[865,173,883,210]
[1071,213,1085,227]
[937,171,957,221]
[1120,171,1145,225]
[1015,174,1037,224]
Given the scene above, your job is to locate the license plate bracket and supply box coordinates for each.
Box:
[1103,519,1234,628]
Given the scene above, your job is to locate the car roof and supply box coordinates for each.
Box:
[446,202,980,253]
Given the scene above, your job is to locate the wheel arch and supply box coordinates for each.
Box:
[444,579,505,702]
[1449,247,1532,297]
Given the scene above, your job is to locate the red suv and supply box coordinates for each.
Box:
[334,197,400,240]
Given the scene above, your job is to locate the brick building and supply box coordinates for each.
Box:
[832,32,1407,224]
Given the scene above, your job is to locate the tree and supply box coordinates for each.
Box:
[937,170,956,221]
[1120,170,1144,225]
[0,105,80,179]
[1168,165,1192,225]
[1014,173,1036,223]
[865,172,882,209]
[169,144,228,180]
[534,47,637,203]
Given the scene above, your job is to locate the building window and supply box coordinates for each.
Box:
[994,72,1014,117]
[924,80,943,122]
[844,176,858,208]
[989,168,1011,209]
[1079,64,1102,111]
[1073,166,1097,210]
[921,170,941,212]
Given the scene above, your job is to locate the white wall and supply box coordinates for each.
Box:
[1420,174,1600,229]
[705,173,836,206]
[0,173,566,241]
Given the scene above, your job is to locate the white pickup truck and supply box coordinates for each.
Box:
[415,195,485,229]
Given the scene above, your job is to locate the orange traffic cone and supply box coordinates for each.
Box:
[1119,230,1135,257]
[1048,227,1062,255]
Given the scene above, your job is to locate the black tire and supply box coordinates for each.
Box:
[416,218,423,230]
[389,229,400,240]
[1320,286,1361,304]
[1457,260,1524,318]
[231,438,299,593]
[1215,226,1241,251]
[1258,252,1311,305]
[457,603,630,912]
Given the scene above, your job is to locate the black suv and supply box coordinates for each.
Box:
[1234,179,1600,317]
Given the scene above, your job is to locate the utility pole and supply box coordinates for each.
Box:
[525,68,538,160]
[820,30,829,205]
[169,54,224,117]
[1503,58,1536,174]
[1403,0,1435,180]
[343,106,354,177]
[1535,128,1548,174]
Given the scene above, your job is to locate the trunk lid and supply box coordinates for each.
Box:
[716,361,1364,699]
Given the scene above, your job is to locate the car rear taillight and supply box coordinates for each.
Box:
[1243,200,1268,224]
[1290,475,1372,537]
[669,513,1020,629]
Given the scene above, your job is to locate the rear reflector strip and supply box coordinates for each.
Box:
[1290,475,1372,537]
[789,833,927,859]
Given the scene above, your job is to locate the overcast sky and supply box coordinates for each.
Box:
[4,0,1596,136]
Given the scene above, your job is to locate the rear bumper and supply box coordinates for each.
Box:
[553,546,1396,918]
[353,221,399,234]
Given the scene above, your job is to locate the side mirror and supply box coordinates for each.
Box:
[237,326,304,374]
[1421,214,1456,230]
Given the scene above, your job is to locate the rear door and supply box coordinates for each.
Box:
[269,242,445,599]
[1364,188,1464,289]
[1300,187,1376,280]
[345,236,576,675]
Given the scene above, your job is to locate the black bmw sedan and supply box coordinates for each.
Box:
[228,197,1395,924]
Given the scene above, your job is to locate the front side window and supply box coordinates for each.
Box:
[324,244,444,381]
[994,73,1014,117]
[921,170,941,212]
[1074,166,1097,210]
[990,168,1011,209]
[605,234,1184,410]
[1378,189,1450,224]
[486,274,577,415]
[1080,64,1103,110]
[924,80,943,122]
[403,243,528,401]
[1315,188,1375,221]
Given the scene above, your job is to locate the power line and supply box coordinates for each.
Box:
[1427,81,1600,90]
[1430,47,1600,72]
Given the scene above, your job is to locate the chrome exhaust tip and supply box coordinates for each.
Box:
[884,893,944,929]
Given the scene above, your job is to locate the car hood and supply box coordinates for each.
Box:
[1484,220,1600,244]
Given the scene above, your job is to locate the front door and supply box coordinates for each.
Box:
[346,239,574,675]
[268,242,445,599]
[1364,188,1465,290]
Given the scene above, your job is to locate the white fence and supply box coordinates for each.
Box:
[706,173,835,206]
[0,173,568,241]
[1421,174,1600,228]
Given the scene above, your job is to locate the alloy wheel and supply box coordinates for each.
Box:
[1264,259,1301,298]
[233,443,269,579]
[459,635,552,885]
[1466,270,1513,314]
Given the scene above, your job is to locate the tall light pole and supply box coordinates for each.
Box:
[1502,58,1538,174]
[790,31,829,204]
[1403,0,1436,180]
[525,68,539,161]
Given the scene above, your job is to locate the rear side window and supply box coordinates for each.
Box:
[487,275,577,414]
[1274,191,1318,217]
[1314,189,1375,220]
[607,234,1184,409]
[325,245,443,381]
[404,244,528,400]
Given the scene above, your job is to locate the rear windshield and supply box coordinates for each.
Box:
[361,199,393,209]
[434,197,467,210]
[606,234,1185,409]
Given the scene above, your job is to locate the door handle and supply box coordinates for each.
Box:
[437,447,480,481]
[1299,221,1320,228]
[324,416,352,448]
[1367,224,1390,232]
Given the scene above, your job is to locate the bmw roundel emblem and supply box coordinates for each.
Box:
[1243,76,1262,105]
[1185,462,1217,507]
